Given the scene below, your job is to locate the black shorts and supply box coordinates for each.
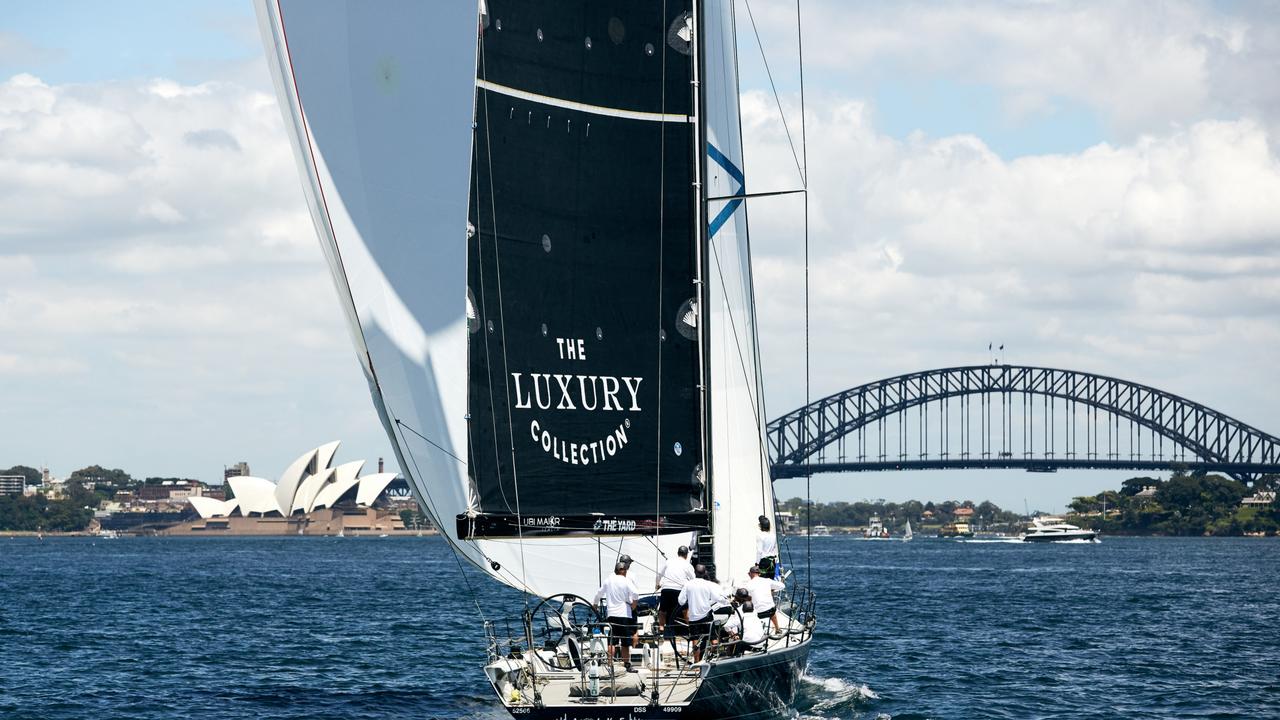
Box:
[606,616,635,648]
[658,589,682,618]
[688,614,713,639]
[757,606,776,619]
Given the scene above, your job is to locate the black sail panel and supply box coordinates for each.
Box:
[466,1,702,525]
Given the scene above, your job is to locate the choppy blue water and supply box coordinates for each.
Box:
[1,535,1277,719]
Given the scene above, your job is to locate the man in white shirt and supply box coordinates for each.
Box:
[722,590,766,655]
[593,561,640,670]
[745,564,786,634]
[654,545,695,632]
[756,515,779,579]
[677,565,727,662]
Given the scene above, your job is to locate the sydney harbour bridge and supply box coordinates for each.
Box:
[767,365,1280,484]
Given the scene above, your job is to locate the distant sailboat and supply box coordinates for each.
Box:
[903,520,914,542]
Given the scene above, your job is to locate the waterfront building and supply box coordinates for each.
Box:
[1241,490,1277,507]
[224,462,250,480]
[0,475,25,495]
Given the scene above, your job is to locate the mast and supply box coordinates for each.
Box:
[692,0,715,576]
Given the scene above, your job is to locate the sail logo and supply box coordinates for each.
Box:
[512,336,642,467]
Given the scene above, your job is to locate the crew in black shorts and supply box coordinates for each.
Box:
[607,615,636,649]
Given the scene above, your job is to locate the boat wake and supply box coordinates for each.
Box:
[794,674,879,718]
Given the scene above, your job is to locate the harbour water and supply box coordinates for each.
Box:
[1,535,1277,719]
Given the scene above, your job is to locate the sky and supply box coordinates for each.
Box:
[2,1,1278,513]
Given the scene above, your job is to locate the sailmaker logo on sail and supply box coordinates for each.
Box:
[511,337,642,467]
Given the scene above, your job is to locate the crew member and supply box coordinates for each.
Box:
[722,590,765,656]
[756,515,778,579]
[678,564,727,663]
[593,560,640,672]
[745,563,786,634]
[654,545,695,632]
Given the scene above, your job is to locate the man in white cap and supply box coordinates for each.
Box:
[654,545,695,632]
[593,560,640,671]
[745,563,786,635]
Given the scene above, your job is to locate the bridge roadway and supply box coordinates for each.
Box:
[767,365,1280,483]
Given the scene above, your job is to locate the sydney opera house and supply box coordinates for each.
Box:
[174,442,421,536]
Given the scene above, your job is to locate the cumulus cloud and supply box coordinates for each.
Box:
[751,0,1280,139]
[0,73,308,257]
[0,71,387,478]
[741,91,1280,436]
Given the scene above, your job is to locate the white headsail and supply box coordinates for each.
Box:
[702,0,777,588]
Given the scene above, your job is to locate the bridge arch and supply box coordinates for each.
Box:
[767,365,1280,482]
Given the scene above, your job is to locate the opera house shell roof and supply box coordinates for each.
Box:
[188,442,400,519]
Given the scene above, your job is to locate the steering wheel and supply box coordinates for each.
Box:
[528,593,604,649]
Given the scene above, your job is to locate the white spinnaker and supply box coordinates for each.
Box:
[257,0,695,600]
[702,0,777,590]
[255,0,496,577]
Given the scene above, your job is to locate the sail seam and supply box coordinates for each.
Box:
[476,79,694,123]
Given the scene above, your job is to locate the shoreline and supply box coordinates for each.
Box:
[1,529,441,538]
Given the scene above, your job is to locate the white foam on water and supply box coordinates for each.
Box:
[800,674,880,715]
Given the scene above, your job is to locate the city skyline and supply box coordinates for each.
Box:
[3,1,1279,512]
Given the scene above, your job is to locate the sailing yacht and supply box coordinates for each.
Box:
[257,2,815,717]
[902,520,913,542]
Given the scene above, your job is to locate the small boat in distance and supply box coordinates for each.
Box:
[862,514,891,539]
[1021,517,1098,543]
[937,520,974,538]
[810,524,832,537]
[903,520,914,542]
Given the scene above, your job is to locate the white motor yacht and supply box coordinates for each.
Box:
[1020,517,1098,543]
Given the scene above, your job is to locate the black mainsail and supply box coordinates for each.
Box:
[465,2,705,531]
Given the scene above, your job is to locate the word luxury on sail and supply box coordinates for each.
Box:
[511,372,644,412]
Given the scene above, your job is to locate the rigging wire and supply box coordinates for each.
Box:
[742,0,806,186]
[393,421,489,622]
[795,0,812,583]
[477,27,531,608]
[470,80,518,520]
[653,0,670,596]
[397,419,468,466]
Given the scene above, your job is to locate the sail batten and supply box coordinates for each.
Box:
[476,79,693,123]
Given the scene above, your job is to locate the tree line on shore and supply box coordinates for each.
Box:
[779,472,1279,537]
[0,464,202,532]
[1066,472,1279,536]
[5,462,1278,535]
